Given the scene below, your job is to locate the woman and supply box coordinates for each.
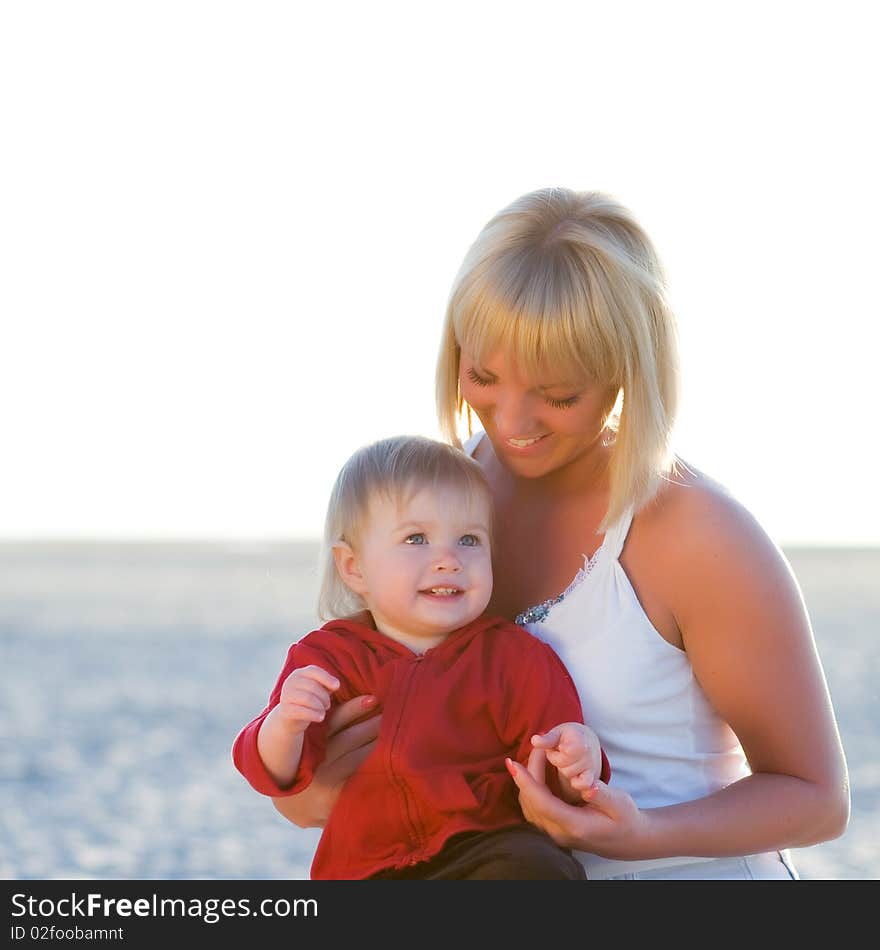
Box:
[275,187,849,879]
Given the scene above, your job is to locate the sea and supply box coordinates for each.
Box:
[1,541,877,880]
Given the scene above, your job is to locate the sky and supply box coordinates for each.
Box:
[2,2,878,546]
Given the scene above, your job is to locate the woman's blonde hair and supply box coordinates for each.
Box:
[436,187,680,530]
[317,434,493,620]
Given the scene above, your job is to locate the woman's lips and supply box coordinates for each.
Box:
[505,433,550,451]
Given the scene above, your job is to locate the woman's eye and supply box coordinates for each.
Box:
[545,394,581,409]
[465,368,493,387]
[459,534,480,547]
[404,533,427,545]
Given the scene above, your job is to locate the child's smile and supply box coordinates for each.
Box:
[342,485,494,653]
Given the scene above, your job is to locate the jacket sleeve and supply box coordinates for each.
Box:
[231,637,343,797]
[500,634,611,784]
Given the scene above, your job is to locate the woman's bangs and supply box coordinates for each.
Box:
[453,282,616,388]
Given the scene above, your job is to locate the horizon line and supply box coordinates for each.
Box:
[0,535,878,552]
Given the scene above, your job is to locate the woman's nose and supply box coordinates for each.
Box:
[494,391,534,437]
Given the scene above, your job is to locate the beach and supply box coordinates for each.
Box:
[1,541,876,880]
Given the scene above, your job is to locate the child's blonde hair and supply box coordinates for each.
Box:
[436,187,680,531]
[318,435,493,620]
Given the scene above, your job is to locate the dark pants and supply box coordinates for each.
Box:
[373,825,587,880]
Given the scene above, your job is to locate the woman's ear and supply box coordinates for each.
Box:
[332,541,368,595]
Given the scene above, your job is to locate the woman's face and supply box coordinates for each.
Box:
[458,348,618,480]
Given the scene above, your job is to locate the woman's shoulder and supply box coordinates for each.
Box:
[628,459,799,644]
[636,457,786,576]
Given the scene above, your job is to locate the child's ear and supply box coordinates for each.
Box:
[332,541,368,595]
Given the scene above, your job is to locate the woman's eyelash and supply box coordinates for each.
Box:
[467,367,579,408]
[545,395,581,409]
[465,368,492,387]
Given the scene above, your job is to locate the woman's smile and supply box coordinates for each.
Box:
[458,350,616,482]
[507,434,548,448]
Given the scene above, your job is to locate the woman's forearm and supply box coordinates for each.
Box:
[269,696,383,829]
[633,772,850,860]
[272,785,331,828]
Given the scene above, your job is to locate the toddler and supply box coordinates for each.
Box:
[232,435,609,879]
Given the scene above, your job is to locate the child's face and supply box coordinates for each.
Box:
[344,484,493,652]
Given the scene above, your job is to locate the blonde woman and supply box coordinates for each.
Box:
[275,188,849,879]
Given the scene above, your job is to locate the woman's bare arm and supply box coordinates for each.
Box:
[509,481,850,858]
[658,482,850,852]
[272,695,381,828]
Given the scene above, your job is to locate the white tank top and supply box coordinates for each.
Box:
[464,432,752,876]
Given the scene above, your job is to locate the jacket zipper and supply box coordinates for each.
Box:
[386,653,425,863]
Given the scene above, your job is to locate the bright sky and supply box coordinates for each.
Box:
[2,2,878,545]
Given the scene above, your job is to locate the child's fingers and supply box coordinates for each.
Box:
[543,740,591,769]
[283,702,330,725]
[281,687,331,717]
[530,724,569,750]
[569,769,597,791]
[282,666,340,709]
[281,681,334,714]
[294,665,341,692]
[271,692,332,731]
[544,749,576,771]
[555,759,589,779]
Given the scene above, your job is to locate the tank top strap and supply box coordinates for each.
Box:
[461,431,484,457]
[602,506,634,562]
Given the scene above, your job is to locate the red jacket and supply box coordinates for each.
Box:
[232,613,609,879]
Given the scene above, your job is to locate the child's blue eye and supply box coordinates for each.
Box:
[459,534,480,547]
[404,533,427,545]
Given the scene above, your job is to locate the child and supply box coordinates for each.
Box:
[232,435,610,879]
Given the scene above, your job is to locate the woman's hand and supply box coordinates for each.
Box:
[506,747,649,858]
[272,694,381,828]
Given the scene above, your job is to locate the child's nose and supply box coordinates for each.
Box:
[433,547,462,571]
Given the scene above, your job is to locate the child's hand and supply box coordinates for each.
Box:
[530,722,602,801]
[272,665,341,735]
